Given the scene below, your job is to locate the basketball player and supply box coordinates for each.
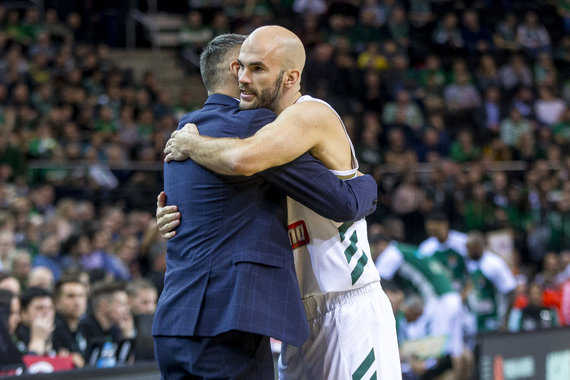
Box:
[161,26,401,379]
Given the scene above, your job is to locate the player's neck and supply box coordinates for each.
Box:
[273,91,302,115]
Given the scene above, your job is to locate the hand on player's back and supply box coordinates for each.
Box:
[164,123,199,162]
[156,192,181,240]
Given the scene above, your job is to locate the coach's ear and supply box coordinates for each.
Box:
[230,61,240,79]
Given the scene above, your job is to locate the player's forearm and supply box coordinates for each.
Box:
[263,153,378,222]
[186,134,276,176]
[177,134,248,175]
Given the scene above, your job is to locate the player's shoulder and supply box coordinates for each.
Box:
[297,98,335,113]
[448,230,468,243]
[480,251,516,288]
[376,242,405,277]
[384,242,404,257]
[285,97,337,121]
[447,230,468,255]
[395,242,418,255]
[480,251,508,270]
[418,237,438,255]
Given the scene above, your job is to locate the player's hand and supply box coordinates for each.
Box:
[180,123,199,134]
[164,123,199,162]
[156,191,180,239]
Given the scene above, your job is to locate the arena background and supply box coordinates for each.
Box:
[1,0,570,379]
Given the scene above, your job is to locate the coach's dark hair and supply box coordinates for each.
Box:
[199,34,246,93]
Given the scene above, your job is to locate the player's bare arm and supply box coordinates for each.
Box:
[164,101,351,175]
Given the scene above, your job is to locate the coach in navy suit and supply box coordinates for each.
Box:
[152,34,378,379]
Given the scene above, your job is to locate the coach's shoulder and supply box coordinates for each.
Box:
[177,110,199,126]
[240,107,276,134]
[244,107,276,120]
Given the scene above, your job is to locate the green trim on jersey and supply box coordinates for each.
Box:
[394,243,454,298]
[338,222,369,285]
[351,249,369,285]
[339,221,353,239]
[431,247,468,290]
[345,231,359,263]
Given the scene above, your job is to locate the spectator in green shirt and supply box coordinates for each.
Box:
[463,183,495,231]
[449,130,482,163]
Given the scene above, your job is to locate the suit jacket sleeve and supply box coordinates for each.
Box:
[247,109,378,222]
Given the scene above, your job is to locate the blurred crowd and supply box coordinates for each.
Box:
[1,0,570,377]
[0,185,165,371]
[368,213,570,379]
[0,2,171,375]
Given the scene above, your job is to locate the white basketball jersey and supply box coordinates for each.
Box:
[287,95,380,299]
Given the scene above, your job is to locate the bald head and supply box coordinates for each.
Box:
[466,231,486,260]
[244,25,306,75]
[237,26,306,113]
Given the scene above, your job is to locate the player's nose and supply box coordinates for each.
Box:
[238,69,251,84]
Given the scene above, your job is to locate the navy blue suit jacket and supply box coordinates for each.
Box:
[152,94,377,346]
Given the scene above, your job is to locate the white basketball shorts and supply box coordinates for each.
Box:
[278,281,402,380]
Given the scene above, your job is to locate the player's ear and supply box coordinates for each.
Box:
[230,61,240,79]
[284,69,300,88]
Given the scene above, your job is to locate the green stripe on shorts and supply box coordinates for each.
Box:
[352,348,375,380]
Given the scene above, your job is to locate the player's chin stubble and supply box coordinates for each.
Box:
[239,71,284,111]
